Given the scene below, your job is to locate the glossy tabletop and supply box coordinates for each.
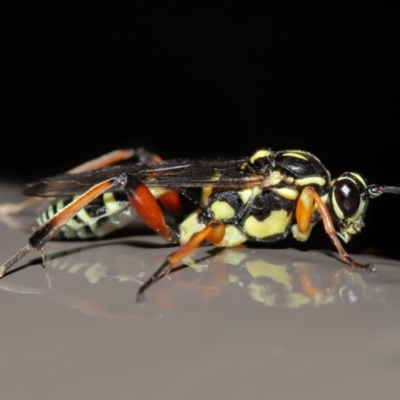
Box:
[0,182,400,399]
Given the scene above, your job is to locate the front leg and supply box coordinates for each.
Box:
[294,186,375,271]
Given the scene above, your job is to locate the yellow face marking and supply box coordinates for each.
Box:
[210,200,235,220]
[331,194,345,219]
[295,176,326,187]
[274,187,299,201]
[238,187,262,204]
[350,173,367,188]
[250,149,272,163]
[179,210,206,245]
[244,210,292,239]
[282,151,308,161]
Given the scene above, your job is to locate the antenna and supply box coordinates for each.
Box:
[367,184,400,198]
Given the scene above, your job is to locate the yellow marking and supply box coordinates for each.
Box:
[103,192,120,214]
[201,172,221,205]
[350,173,367,188]
[282,151,309,161]
[264,170,284,187]
[331,194,344,219]
[61,195,92,227]
[337,230,350,243]
[179,210,206,245]
[56,200,65,212]
[64,196,85,229]
[346,225,358,235]
[247,260,293,291]
[250,149,272,163]
[320,193,329,205]
[295,176,326,186]
[65,219,83,230]
[47,205,55,219]
[201,187,213,206]
[283,176,295,184]
[349,199,366,222]
[210,201,235,220]
[244,210,292,239]
[149,187,170,198]
[291,224,312,242]
[274,187,299,200]
[77,205,92,223]
[215,224,247,247]
[238,187,262,204]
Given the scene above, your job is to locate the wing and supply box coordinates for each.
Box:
[23,157,267,197]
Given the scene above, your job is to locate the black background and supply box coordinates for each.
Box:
[2,2,400,257]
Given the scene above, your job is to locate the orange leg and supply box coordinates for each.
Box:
[296,188,314,234]
[137,220,225,301]
[296,186,375,271]
[125,177,174,241]
[0,177,121,278]
[0,173,180,279]
[158,190,182,219]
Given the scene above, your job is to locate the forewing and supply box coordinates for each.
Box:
[24,157,265,197]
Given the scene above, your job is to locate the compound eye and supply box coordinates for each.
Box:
[333,178,360,217]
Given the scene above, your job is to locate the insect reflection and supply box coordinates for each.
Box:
[0,247,376,318]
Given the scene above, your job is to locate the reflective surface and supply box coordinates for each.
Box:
[1,183,400,399]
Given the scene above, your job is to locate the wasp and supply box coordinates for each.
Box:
[1,147,399,301]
